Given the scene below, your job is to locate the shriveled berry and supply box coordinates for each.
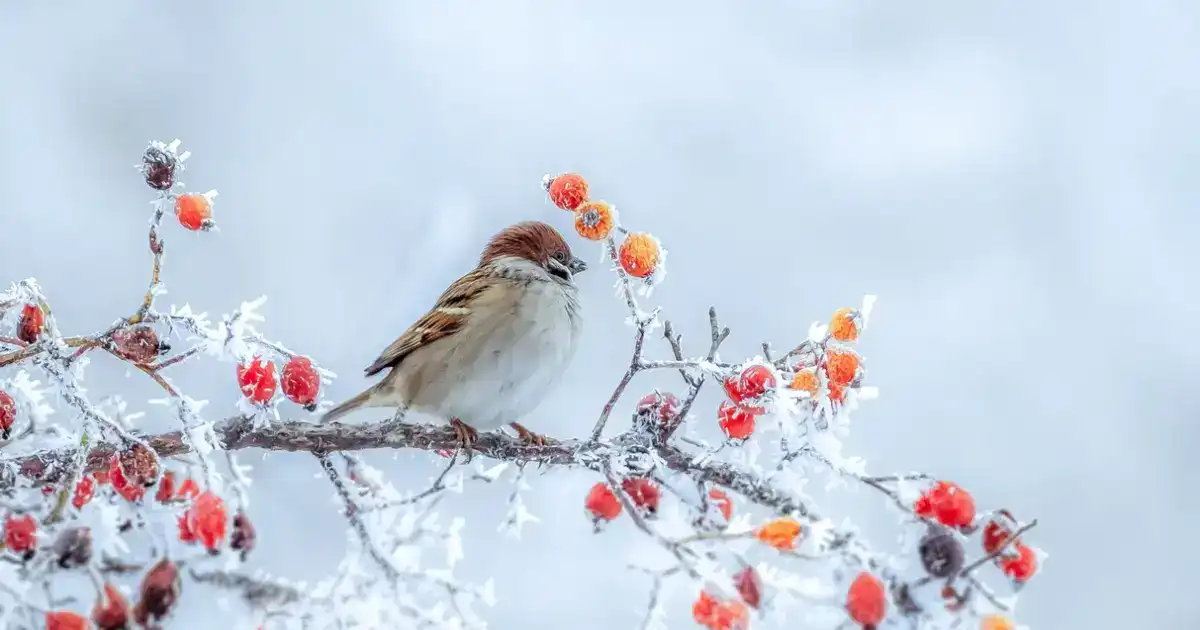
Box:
[584,483,622,523]
[134,558,181,626]
[231,512,256,561]
[281,355,320,410]
[692,590,749,630]
[982,511,1018,554]
[789,367,819,397]
[174,193,214,231]
[237,357,278,404]
[0,389,16,440]
[718,401,756,440]
[112,325,166,364]
[546,173,589,211]
[53,526,93,569]
[734,565,762,609]
[17,303,44,344]
[117,442,159,487]
[92,583,131,630]
[141,145,178,191]
[620,478,661,515]
[918,527,964,578]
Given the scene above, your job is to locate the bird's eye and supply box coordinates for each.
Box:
[554,251,568,263]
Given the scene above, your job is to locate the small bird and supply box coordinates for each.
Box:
[321,220,587,450]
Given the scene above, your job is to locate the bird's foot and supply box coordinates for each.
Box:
[510,422,553,447]
[449,418,478,458]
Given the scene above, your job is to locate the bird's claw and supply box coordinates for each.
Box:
[510,422,553,447]
[450,418,478,460]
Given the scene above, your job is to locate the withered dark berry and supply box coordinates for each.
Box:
[141,146,177,191]
[919,526,965,578]
[230,512,256,561]
[53,526,93,569]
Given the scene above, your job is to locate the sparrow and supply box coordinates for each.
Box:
[321,220,587,450]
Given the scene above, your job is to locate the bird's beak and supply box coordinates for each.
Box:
[569,256,588,275]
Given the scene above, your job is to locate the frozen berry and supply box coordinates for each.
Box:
[92,583,131,630]
[620,478,660,515]
[0,389,16,440]
[45,611,89,630]
[112,325,166,364]
[918,527,964,578]
[829,307,860,342]
[53,526,93,569]
[4,514,37,559]
[546,173,589,211]
[845,572,886,627]
[634,391,681,431]
[17,303,44,344]
[734,566,762,609]
[618,232,662,279]
[574,200,616,241]
[174,192,215,231]
[184,491,228,552]
[718,401,756,440]
[141,145,178,191]
[584,482,621,524]
[754,517,803,550]
[281,355,320,410]
[134,558,180,626]
[230,512,256,561]
[236,357,278,404]
[824,348,860,386]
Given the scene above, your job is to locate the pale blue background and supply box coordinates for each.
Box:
[2,1,1198,628]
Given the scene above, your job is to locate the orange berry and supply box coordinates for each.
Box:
[692,590,750,630]
[845,572,886,627]
[829,307,859,342]
[708,489,733,521]
[584,482,622,523]
[718,401,756,440]
[827,381,846,404]
[754,517,803,550]
[574,200,616,241]
[789,368,819,397]
[980,615,1015,630]
[547,173,589,211]
[174,193,214,231]
[618,232,661,279]
[824,349,859,385]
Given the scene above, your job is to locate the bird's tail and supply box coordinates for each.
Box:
[320,385,383,424]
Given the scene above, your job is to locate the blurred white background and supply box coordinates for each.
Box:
[2,1,1199,628]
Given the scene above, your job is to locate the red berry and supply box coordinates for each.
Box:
[175,478,200,501]
[281,355,320,410]
[982,514,1016,555]
[4,514,37,556]
[184,491,228,552]
[107,457,145,502]
[692,590,749,630]
[634,391,681,428]
[546,173,589,211]
[734,565,762,609]
[174,193,214,231]
[584,483,622,523]
[92,583,131,630]
[0,389,14,440]
[999,543,1038,583]
[17,303,44,344]
[45,611,90,630]
[708,489,733,522]
[718,401,756,440]
[177,514,196,544]
[236,357,278,404]
[845,571,886,627]
[723,365,776,414]
[620,478,661,514]
[134,558,181,626]
[73,475,95,510]
[913,481,975,529]
[155,471,176,504]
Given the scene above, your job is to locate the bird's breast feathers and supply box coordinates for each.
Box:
[398,272,582,430]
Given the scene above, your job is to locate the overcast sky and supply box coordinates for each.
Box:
[2,1,1198,629]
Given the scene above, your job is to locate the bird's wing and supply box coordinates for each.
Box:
[363,268,494,377]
